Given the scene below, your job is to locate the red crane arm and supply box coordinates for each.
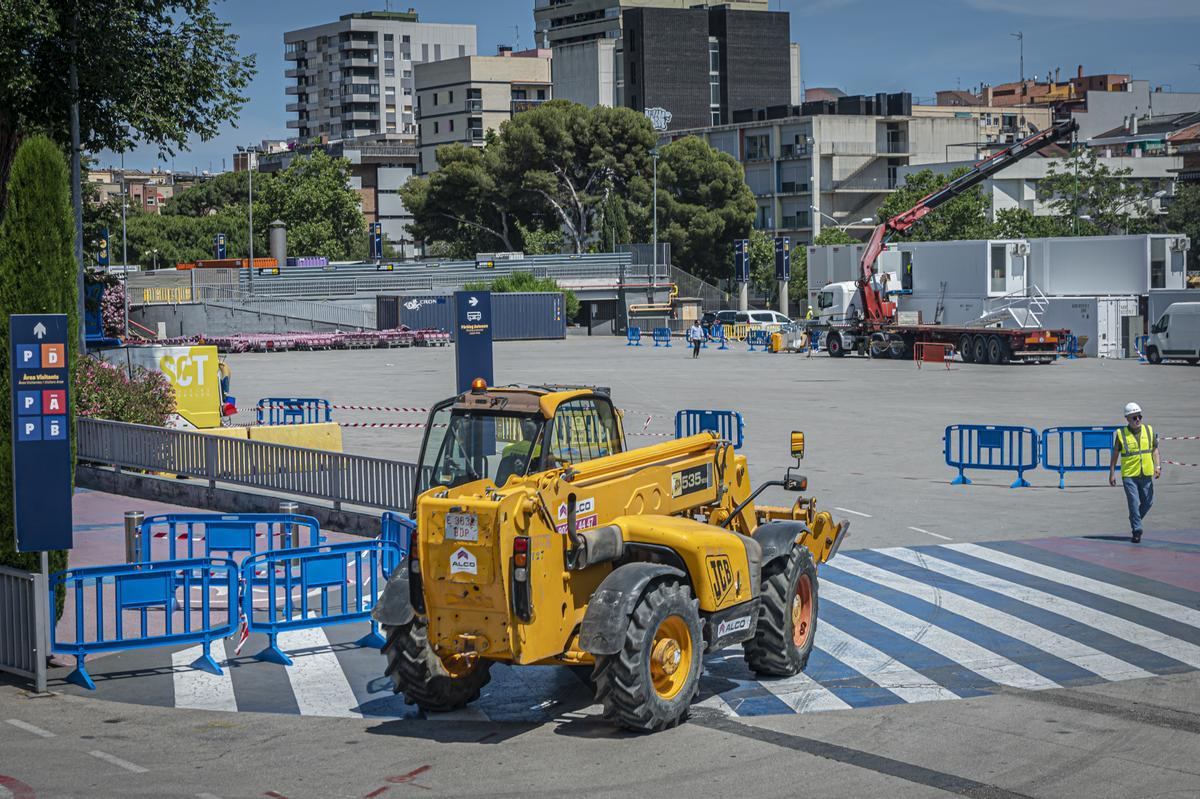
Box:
[856,118,1079,324]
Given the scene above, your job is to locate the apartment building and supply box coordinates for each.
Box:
[415,48,553,173]
[666,113,977,244]
[533,0,767,48]
[284,11,476,143]
[911,103,1054,146]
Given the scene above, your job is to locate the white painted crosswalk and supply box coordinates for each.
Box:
[55,534,1200,721]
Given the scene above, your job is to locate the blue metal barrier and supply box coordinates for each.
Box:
[380,511,416,578]
[50,558,239,690]
[239,539,399,665]
[1135,335,1149,363]
[746,329,770,351]
[1059,334,1081,359]
[138,513,322,564]
[676,409,745,450]
[255,397,332,425]
[1041,426,1119,489]
[626,326,642,346]
[944,424,1039,488]
[652,327,672,347]
[711,324,728,350]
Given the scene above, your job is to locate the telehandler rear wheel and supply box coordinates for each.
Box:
[593,581,702,732]
[743,545,818,677]
[382,618,492,713]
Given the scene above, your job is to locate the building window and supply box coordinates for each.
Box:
[627,29,636,52]
[710,79,720,106]
[449,90,454,103]
[537,88,546,100]
[421,43,428,61]
[448,119,454,132]
[403,35,410,44]
[434,44,441,60]
[708,38,719,73]
[434,121,439,134]
[432,92,438,106]
[458,44,466,57]
[629,62,637,86]
[468,88,482,99]
[711,110,722,125]
[745,133,771,160]
[513,88,527,100]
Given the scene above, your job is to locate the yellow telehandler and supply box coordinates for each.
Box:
[373,381,849,731]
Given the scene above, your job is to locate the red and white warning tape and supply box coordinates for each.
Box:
[1164,460,1200,467]
[339,422,431,429]
[152,531,266,540]
[1163,435,1200,441]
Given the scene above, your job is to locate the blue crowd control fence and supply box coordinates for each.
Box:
[1134,335,1149,363]
[1041,426,1119,489]
[380,511,416,577]
[652,327,672,347]
[1059,334,1081,359]
[709,324,728,350]
[239,539,399,665]
[626,326,641,346]
[256,397,332,425]
[138,513,323,564]
[50,558,238,690]
[746,329,770,351]
[676,409,745,450]
[944,424,1039,488]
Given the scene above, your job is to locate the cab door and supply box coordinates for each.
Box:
[541,395,625,470]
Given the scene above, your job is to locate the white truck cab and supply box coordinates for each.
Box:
[1147,302,1200,364]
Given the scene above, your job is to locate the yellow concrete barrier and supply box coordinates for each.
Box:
[247,422,344,452]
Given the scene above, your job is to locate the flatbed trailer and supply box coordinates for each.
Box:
[820,322,1067,364]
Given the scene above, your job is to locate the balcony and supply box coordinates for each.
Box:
[286,101,304,113]
[466,98,483,112]
[779,144,810,160]
[468,128,485,142]
[781,215,811,230]
[339,38,376,51]
[511,98,548,115]
[744,150,773,162]
[285,119,304,129]
[833,176,897,192]
[285,84,302,95]
[341,55,377,69]
[778,181,810,195]
[341,110,380,122]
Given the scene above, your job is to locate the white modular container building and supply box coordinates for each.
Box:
[1027,234,1189,296]
[1037,296,1140,358]
[1148,288,1200,328]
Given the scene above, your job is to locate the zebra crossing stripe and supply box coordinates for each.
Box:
[278,628,363,718]
[890,547,1200,670]
[815,620,962,704]
[837,551,1154,683]
[952,543,1200,628]
[171,646,237,712]
[819,581,1059,691]
[756,670,853,714]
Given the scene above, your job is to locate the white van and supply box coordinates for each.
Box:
[1147,302,1200,364]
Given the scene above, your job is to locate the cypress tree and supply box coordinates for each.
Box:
[0,135,77,600]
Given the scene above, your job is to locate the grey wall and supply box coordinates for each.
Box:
[716,8,791,119]
[623,8,710,130]
[133,303,357,337]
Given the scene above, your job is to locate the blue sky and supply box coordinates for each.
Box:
[104,0,1200,172]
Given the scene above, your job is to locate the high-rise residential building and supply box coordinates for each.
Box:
[284,11,476,143]
[622,5,790,130]
[415,47,553,174]
[533,0,768,47]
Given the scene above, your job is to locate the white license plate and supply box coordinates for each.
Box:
[445,512,479,542]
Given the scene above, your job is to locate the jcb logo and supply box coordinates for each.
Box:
[706,554,735,605]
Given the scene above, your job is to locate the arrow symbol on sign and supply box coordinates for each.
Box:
[469,296,479,307]
[33,322,47,339]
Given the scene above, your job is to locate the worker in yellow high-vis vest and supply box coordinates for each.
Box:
[1108,402,1161,543]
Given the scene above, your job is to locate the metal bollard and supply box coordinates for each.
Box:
[124,510,145,564]
[279,501,300,550]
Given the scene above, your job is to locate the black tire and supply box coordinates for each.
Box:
[1146,347,1163,365]
[958,334,974,363]
[382,619,493,713]
[593,581,702,732]
[827,333,845,358]
[743,546,818,677]
[1188,358,1199,366]
[972,335,988,365]
[986,335,1004,365]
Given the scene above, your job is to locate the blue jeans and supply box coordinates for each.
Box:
[1122,476,1154,533]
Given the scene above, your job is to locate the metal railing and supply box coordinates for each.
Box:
[972,284,1050,329]
[78,418,418,512]
[1,564,47,691]
[198,288,376,329]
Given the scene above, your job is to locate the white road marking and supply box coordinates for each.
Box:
[89,750,148,773]
[758,669,853,714]
[278,628,363,718]
[817,620,960,704]
[908,526,952,541]
[950,543,1200,628]
[892,547,1200,669]
[837,551,1153,682]
[835,507,872,518]
[5,719,54,738]
[172,645,238,712]
[820,582,1058,690]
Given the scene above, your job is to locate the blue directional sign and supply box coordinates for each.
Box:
[370,222,383,261]
[9,314,73,552]
[98,228,110,267]
[734,239,750,283]
[775,237,791,281]
[454,291,493,394]
[214,233,227,259]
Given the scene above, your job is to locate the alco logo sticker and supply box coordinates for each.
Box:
[672,463,712,498]
[716,615,751,638]
[450,547,477,575]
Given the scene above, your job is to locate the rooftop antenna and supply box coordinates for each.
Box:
[1010,31,1024,85]
[514,25,520,50]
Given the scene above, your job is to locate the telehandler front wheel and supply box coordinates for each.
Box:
[382,618,492,713]
[743,545,818,677]
[593,581,703,733]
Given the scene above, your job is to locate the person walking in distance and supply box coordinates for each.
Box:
[688,321,704,359]
[1109,402,1161,543]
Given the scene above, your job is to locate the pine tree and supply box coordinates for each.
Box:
[0,135,77,604]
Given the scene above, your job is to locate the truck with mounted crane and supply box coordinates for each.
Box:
[811,119,1079,365]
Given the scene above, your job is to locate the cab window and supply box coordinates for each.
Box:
[818,291,834,309]
[544,398,622,467]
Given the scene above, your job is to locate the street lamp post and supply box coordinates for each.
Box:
[810,206,873,233]
[238,145,258,291]
[151,248,158,270]
[650,147,659,296]
[121,150,129,339]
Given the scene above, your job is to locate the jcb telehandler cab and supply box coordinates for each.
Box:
[373,382,849,731]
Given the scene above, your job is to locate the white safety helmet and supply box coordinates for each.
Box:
[1124,402,1142,417]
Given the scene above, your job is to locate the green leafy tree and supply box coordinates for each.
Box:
[515,222,562,255]
[748,228,778,301]
[0,136,76,597]
[165,170,268,218]
[653,136,756,285]
[1038,148,1152,235]
[258,151,365,260]
[990,207,1080,239]
[0,1,254,216]
[877,167,992,241]
[1164,183,1200,272]
[124,206,251,268]
[463,271,580,320]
